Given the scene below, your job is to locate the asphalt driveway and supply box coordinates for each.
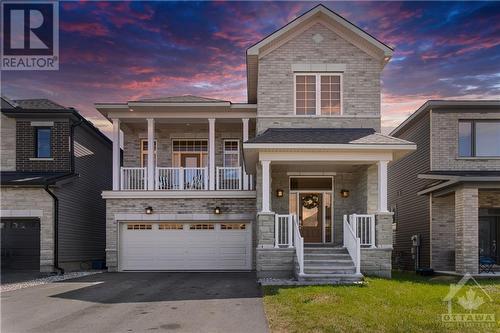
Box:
[1,272,269,333]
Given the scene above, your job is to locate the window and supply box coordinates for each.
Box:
[221,223,246,230]
[459,121,500,157]
[223,140,239,167]
[127,224,152,230]
[158,223,184,230]
[140,139,157,167]
[295,73,342,115]
[35,127,51,158]
[189,223,214,230]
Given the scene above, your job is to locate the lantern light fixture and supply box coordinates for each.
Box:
[276,189,284,197]
[340,189,350,198]
[145,206,153,214]
[214,206,221,214]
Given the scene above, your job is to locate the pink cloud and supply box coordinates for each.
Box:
[60,22,109,37]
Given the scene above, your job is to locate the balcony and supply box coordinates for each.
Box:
[120,166,253,191]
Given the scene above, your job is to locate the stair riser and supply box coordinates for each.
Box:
[304,260,354,265]
[304,256,351,261]
[304,270,356,274]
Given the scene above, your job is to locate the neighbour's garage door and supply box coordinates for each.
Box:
[120,222,252,271]
[1,218,40,270]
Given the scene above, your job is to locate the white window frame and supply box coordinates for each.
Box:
[294,73,343,116]
[223,139,240,167]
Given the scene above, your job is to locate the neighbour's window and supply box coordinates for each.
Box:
[140,139,157,167]
[35,127,51,158]
[223,140,239,167]
[458,120,500,157]
[295,73,342,116]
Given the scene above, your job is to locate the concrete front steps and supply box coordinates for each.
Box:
[295,246,363,284]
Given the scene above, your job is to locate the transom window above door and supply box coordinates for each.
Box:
[295,73,342,116]
[172,140,208,167]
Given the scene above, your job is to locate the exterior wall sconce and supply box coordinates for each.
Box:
[214,206,221,214]
[145,206,153,214]
[340,189,350,198]
[276,189,284,198]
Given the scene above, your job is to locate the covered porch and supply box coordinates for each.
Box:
[244,128,416,279]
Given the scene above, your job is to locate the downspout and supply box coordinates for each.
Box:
[44,184,64,274]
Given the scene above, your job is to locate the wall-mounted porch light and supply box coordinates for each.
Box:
[276,189,284,198]
[214,206,221,214]
[145,206,154,214]
[340,189,350,198]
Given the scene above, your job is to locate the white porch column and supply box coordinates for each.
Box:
[261,160,271,213]
[147,118,155,190]
[112,118,120,190]
[377,160,389,212]
[208,118,216,190]
[242,118,249,190]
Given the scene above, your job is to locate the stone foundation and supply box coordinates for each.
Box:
[361,248,392,278]
[256,248,295,278]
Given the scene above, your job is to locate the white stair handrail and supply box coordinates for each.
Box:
[292,214,304,275]
[343,215,361,274]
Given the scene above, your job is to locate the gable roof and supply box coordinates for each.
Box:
[131,95,228,103]
[246,4,393,103]
[247,4,393,57]
[13,98,67,110]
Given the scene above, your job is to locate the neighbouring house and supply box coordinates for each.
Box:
[389,100,500,275]
[95,5,415,282]
[0,97,112,273]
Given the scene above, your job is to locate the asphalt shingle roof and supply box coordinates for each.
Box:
[1,172,77,186]
[12,99,67,110]
[246,128,377,144]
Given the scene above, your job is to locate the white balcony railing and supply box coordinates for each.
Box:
[156,167,208,190]
[121,167,147,190]
[216,167,242,190]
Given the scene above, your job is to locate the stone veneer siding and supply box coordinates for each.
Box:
[431,110,500,171]
[0,188,54,272]
[16,119,71,172]
[479,190,500,207]
[455,187,479,274]
[430,194,455,271]
[360,212,393,278]
[105,198,256,271]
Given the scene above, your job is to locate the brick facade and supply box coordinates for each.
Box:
[256,23,382,133]
[1,114,16,171]
[16,120,71,172]
[455,186,479,274]
[430,194,455,271]
[105,197,257,271]
[431,110,500,171]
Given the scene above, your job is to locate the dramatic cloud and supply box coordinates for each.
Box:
[2,1,499,135]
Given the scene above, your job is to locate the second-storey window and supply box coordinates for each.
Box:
[35,127,51,158]
[140,139,157,167]
[295,73,342,116]
[223,140,239,167]
[459,120,500,157]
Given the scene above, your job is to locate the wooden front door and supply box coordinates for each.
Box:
[299,193,322,243]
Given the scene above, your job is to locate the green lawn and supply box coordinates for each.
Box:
[263,273,500,333]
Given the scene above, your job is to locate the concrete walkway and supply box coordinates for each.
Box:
[1,272,269,333]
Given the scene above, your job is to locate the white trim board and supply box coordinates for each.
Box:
[102,190,257,199]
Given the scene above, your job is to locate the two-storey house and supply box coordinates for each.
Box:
[96,5,415,283]
[389,100,500,275]
[1,97,112,273]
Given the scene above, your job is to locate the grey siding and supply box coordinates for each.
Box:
[1,114,16,171]
[389,112,432,270]
[55,123,112,264]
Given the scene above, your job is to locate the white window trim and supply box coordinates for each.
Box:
[223,139,240,167]
[294,73,343,116]
[171,138,209,168]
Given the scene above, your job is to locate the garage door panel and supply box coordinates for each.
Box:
[120,222,251,271]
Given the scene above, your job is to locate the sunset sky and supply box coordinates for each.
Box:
[2,1,499,134]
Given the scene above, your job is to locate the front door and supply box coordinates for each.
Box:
[299,193,323,243]
[181,154,200,168]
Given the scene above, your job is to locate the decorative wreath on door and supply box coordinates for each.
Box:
[301,194,320,209]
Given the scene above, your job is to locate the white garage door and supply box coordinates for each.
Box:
[119,222,252,271]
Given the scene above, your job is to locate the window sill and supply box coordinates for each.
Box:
[29,157,54,161]
[456,157,500,160]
